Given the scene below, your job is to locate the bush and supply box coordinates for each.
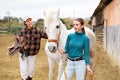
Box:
[7,26,23,35]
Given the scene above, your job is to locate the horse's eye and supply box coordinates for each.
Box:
[56,25,59,28]
[44,27,47,29]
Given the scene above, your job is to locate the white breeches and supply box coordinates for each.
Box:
[19,53,36,80]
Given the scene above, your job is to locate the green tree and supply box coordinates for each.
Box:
[63,18,73,29]
[35,18,44,30]
[0,19,3,27]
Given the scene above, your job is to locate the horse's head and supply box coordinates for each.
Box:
[43,9,61,53]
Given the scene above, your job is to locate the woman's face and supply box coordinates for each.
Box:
[73,20,83,32]
[26,19,33,29]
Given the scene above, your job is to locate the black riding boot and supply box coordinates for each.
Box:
[28,76,32,80]
[22,76,32,80]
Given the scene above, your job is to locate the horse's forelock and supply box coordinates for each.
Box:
[44,10,60,28]
[45,17,60,29]
[45,10,59,18]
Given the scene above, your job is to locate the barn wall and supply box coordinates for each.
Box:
[104,25,120,69]
[103,0,120,69]
[104,0,120,26]
[92,0,120,69]
[91,14,104,35]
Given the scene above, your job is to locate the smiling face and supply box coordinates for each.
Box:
[24,18,33,29]
[73,20,83,32]
[73,18,84,33]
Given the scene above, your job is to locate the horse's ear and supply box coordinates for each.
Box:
[43,11,46,17]
[57,8,60,17]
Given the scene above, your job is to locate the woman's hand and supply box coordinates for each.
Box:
[58,48,68,62]
[86,65,93,75]
[58,48,65,54]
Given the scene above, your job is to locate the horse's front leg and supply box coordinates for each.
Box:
[48,57,55,80]
[57,60,64,80]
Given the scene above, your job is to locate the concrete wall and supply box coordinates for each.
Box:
[103,0,120,69]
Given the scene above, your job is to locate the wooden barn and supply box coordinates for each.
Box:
[91,0,120,70]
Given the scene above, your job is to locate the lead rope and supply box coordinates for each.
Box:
[63,61,67,80]
[57,23,67,80]
[57,30,61,47]
[63,64,67,80]
[61,52,68,80]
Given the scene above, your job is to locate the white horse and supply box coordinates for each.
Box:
[43,9,96,80]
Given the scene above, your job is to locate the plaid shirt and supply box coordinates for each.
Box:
[19,27,48,56]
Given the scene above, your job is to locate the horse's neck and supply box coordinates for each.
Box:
[58,21,68,49]
[58,21,75,49]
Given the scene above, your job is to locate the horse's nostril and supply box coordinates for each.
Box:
[53,46,56,50]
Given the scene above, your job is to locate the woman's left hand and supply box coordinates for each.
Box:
[58,48,65,54]
[86,65,93,75]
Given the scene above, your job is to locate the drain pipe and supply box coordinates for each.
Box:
[104,19,107,52]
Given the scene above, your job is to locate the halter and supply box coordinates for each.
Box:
[48,30,61,47]
[47,22,61,47]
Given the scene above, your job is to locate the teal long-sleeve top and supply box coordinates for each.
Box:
[65,32,90,64]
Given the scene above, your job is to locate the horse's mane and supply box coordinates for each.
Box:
[60,18,65,24]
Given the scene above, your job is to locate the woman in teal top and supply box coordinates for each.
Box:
[59,18,93,80]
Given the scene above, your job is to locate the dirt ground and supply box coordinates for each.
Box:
[0,34,120,80]
[94,45,120,80]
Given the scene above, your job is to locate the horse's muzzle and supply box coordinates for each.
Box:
[48,45,57,53]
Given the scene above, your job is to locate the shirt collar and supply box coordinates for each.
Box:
[25,27,33,31]
[75,32,83,35]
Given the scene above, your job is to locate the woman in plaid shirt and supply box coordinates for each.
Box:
[19,18,48,80]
